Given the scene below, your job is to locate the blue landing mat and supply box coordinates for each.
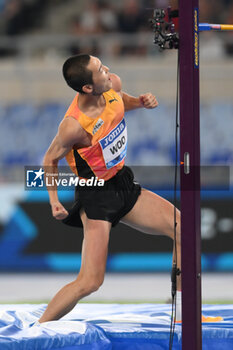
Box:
[0,304,233,349]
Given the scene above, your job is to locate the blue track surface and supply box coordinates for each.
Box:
[0,304,232,349]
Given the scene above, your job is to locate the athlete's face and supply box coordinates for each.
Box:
[87,56,112,95]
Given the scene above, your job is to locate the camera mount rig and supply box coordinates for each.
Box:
[149,7,179,50]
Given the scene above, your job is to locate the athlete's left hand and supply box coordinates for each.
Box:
[139,93,158,109]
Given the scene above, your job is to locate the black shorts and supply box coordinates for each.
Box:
[62,166,141,228]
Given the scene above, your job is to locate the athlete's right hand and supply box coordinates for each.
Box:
[51,202,69,220]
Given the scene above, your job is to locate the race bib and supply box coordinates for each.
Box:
[99,119,127,169]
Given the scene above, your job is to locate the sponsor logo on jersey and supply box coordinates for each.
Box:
[92,118,104,135]
[99,119,127,169]
[109,98,118,104]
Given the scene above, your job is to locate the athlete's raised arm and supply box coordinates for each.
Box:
[43,117,84,220]
[110,73,158,111]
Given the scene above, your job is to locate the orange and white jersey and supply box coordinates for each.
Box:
[65,89,127,181]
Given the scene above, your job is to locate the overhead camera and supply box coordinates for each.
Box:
[149,7,179,50]
[154,9,165,19]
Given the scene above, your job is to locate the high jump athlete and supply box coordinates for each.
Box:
[39,54,218,324]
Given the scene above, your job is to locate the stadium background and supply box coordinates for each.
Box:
[0,0,233,302]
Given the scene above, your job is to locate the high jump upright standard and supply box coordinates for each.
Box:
[179,0,202,349]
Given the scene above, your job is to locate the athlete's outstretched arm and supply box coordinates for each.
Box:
[110,73,158,111]
[123,92,159,111]
[43,117,83,220]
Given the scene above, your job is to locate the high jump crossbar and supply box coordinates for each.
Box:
[199,23,233,31]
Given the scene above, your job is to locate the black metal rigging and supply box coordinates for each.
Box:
[149,7,179,50]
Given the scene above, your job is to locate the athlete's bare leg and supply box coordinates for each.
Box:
[121,188,181,290]
[39,212,111,323]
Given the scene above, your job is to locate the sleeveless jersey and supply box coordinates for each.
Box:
[64,89,127,181]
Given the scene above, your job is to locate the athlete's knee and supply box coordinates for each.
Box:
[89,277,104,293]
[84,279,103,295]
[88,273,104,292]
[75,274,104,296]
[168,207,181,242]
[174,208,181,243]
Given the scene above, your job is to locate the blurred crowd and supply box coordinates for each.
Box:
[1,0,233,34]
[0,0,46,35]
[0,0,233,57]
[0,0,149,36]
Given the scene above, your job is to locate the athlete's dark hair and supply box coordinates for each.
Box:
[62,54,93,94]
